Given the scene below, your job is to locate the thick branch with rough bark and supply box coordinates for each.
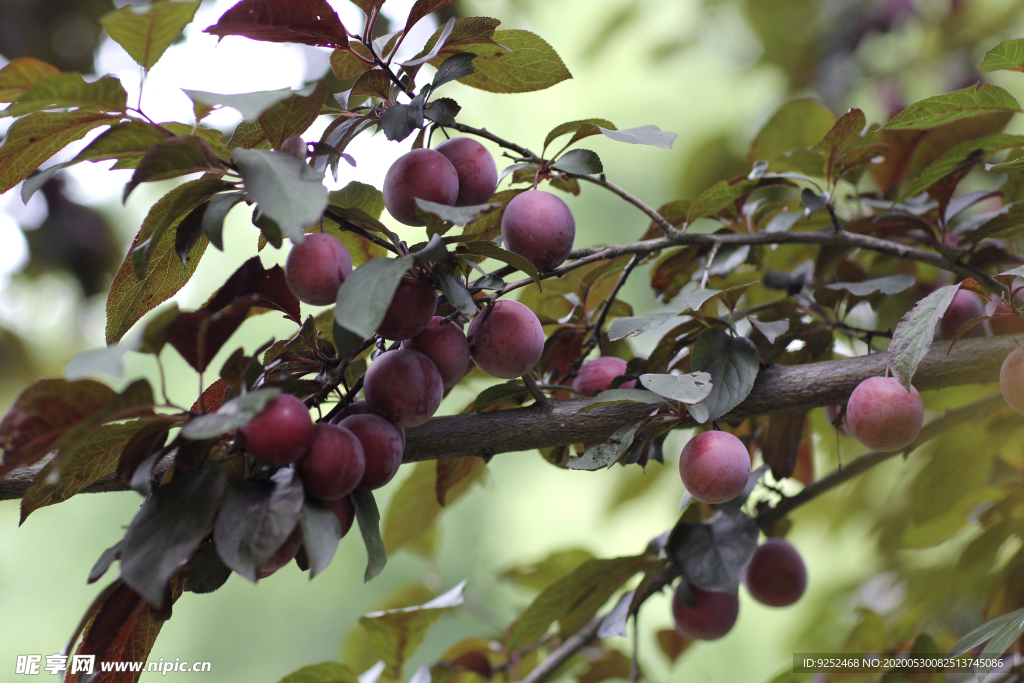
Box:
[0,336,1016,502]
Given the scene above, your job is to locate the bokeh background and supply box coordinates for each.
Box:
[1,0,1024,681]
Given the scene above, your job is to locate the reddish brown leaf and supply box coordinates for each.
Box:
[116,419,176,485]
[169,298,256,373]
[205,257,301,322]
[655,628,692,664]
[405,0,458,33]
[760,411,808,481]
[204,0,349,49]
[69,579,182,683]
[0,379,116,475]
[436,456,486,506]
[192,379,231,414]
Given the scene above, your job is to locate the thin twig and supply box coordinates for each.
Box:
[700,241,721,290]
[522,373,550,409]
[518,615,603,683]
[323,208,400,255]
[582,254,640,360]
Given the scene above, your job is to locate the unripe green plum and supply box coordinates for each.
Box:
[257,523,303,579]
[501,190,576,271]
[435,137,498,206]
[296,423,366,500]
[339,413,405,490]
[845,376,923,451]
[325,496,355,538]
[572,357,636,396]
[467,300,545,379]
[240,393,314,466]
[679,430,751,505]
[377,275,437,341]
[940,290,986,340]
[671,583,739,641]
[744,538,807,607]
[402,317,471,389]
[1000,347,1024,415]
[363,349,444,427]
[383,148,459,226]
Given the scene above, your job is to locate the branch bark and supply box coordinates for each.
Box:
[0,336,1016,502]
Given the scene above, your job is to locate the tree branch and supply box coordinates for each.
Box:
[0,336,1015,502]
[517,614,603,683]
[755,391,1007,527]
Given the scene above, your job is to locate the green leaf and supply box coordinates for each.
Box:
[214,467,304,583]
[0,379,116,475]
[607,313,675,341]
[687,177,788,223]
[121,464,226,607]
[950,608,1024,657]
[359,581,466,680]
[330,45,375,79]
[276,662,359,683]
[351,489,387,582]
[428,29,571,94]
[180,387,281,440]
[461,240,540,282]
[960,202,1024,243]
[824,274,916,296]
[508,555,656,650]
[0,110,120,196]
[333,256,413,337]
[438,272,476,315]
[101,0,201,70]
[883,85,1022,131]
[577,388,666,413]
[185,84,316,121]
[567,422,640,471]
[900,133,1024,199]
[329,181,386,219]
[472,380,528,411]
[543,118,616,150]
[20,419,167,522]
[0,57,60,102]
[502,548,595,590]
[106,197,220,344]
[550,148,602,175]
[889,284,960,390]
[599,124,676,149]
[978,612,1024,681]
[124,136,227,200]
[666,510,759,593]
[300,498,342,580]
[429,52,476,89]
[748,98,836,165]
[639,372,713,404]
[690,329,759,421]
[232,147,328,243]
[127,176,233,278]
[979,39,1024,73]
[748,316,790,344]
[202,193,246,250]
[73,120,171,165]
[2,73,127,118]
[414,199,500,226]
[258,79,327,149]
[812,108,868,180]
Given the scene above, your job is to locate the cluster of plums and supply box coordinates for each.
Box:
[382,137,577,272]
[672,537,807,640]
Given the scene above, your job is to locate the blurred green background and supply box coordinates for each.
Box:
[2,0,1024,681]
